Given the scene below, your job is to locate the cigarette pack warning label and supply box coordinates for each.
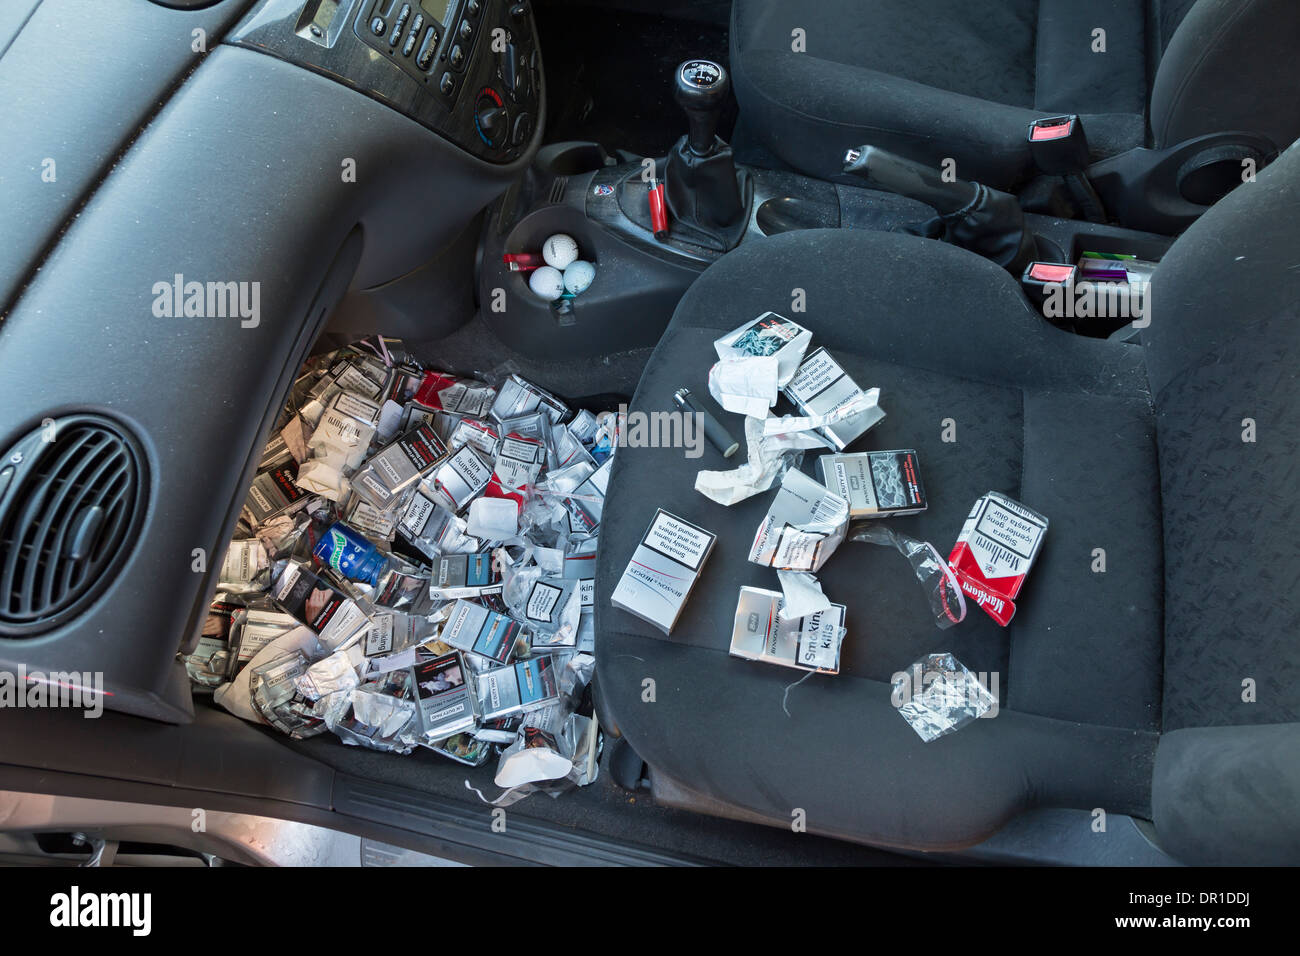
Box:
[526,581,563,622]
[643,511,715,571]
[784,348,844,403]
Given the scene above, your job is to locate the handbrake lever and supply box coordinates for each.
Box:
[842,145,1034,275]
[842,146,976,216]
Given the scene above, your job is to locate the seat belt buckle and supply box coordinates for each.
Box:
[1028,114,1090,174]
[1021,261,1077,307]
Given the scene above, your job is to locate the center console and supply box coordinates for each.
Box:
[230,0,543,163]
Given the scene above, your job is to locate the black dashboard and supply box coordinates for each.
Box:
[231,0,543,162]
[0,0,543,721]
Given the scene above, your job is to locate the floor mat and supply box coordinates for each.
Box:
[278,718,921,866]
[409,312,654,407]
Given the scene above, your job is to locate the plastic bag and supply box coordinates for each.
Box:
[890,652,995,742]
[849,524,966,629]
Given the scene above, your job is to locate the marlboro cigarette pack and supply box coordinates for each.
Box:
[782,347,885,450]
[310,391,382,469]
[610,510,717,634]
[413,371,496,418]
[493,434,547,490]
[947,492,1048,627]
[449,417,500,458]
[748,468,849,572]
[728,586,847,674]
[428,445,494,513]
[816,449,927,518]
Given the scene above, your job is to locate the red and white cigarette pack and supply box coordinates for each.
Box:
[947,492,1048,626]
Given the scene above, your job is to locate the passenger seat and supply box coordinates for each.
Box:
[593,136,1300,864]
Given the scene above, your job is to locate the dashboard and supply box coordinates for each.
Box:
[231,0,543,162]
[0,0,541,720]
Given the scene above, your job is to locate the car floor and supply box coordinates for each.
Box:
[411,311,654,407]
[230,317,919,865]
[262,702,917,866]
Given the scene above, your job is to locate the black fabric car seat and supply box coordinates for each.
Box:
[593,138,1300,863]
[730,0,1300,190]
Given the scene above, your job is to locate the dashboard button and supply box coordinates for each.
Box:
[416,27,438,70]
[440,71,456,95]
[402,30,417,57]
[466,0,481,16]
[458,19,473,40]
[410,13,424,36]
[388,3,410,45]
[369,16,386,35]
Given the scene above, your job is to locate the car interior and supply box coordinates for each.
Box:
[1,0,1298,868]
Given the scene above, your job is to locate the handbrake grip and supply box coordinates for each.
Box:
[843,146,976,216]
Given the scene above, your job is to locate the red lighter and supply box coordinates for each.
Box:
[648,179,669,240]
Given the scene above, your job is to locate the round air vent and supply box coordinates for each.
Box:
[0,416,148,636]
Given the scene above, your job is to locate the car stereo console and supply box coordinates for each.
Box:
[230,0,542,163]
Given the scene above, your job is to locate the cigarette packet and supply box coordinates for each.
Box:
[610,510,717,634]
[728,586,847,674]
[782,347,885,450]
[816,449,927,518]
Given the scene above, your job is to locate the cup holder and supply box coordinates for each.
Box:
[755,196,839,235]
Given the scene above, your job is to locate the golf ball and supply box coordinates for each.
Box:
[528,265,565,300]
[563,260,597,295]
[542,233,580,269]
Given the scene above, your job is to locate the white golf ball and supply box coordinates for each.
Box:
[528,265,565,300]
[563,260,596,295]
[542,233,580,269]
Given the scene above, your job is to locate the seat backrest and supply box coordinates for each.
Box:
[1145,138,1300,731]
[1150,0,1300,150]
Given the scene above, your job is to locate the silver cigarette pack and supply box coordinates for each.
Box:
[610,510,717,634]
[748,468,849,572]
[782,347,885,450]
[729,586,847,674]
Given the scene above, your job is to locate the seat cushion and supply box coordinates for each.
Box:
[731,0,1148,188]
[595,229,1162,849]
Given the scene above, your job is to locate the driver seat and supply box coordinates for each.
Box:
[730,0,1300,190]
[593,138,1300,863]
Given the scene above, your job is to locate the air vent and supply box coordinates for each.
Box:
[548,177,567,205]
[0,416,147,636]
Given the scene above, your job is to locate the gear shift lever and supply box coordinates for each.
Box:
[675,60,729,156]
[665,58,747,249]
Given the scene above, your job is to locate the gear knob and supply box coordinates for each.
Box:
[674,59,729,156]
